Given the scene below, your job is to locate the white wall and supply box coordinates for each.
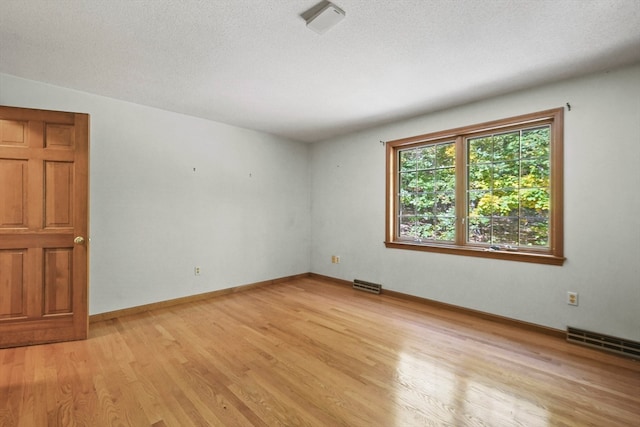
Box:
[1,73,311,315]
[311,64,640,341]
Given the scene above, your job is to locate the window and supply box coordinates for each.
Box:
[385,108,564,265]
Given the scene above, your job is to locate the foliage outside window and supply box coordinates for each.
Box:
[385,108,564,265]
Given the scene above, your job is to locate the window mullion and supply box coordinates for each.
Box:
[455,136,466,246]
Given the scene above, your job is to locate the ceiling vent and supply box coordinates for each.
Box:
[306,2,345,34]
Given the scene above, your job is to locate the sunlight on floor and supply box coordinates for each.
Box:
[393,351,550,425]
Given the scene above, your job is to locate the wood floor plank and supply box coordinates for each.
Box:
[1,276,639,426]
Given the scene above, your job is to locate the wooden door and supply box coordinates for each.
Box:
[0,106,89,348]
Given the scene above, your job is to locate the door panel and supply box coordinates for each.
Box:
[0,159,27,227]
[0,119,27,146]
[45,123,74,148]
[45,161,74,227]
[43,248,73,315]
[0,250,26,319]
[0,105,89,348]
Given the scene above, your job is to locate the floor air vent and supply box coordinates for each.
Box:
[567,327,640,359]
[353,279,382,294]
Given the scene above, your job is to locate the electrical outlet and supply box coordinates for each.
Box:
[567,291,578,306]
[331,255,341,264]
[194,266,201,276]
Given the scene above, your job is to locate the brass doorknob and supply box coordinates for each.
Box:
[74,236,85,244]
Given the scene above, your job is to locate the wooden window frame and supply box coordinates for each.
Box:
[385,108,565,266]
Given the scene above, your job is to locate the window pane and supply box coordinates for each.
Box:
[400,171,416,191]
[492,189,519,217]
[434,192,455,216]
[519,188,549,217]
[493,217,519,244]
[493,131,520,162]
[434,216,456,242]
[397,142,455,243]
[416,170,434,193]
[399,196,415,216]
[436,144,455,167]
[399,215,418,238]
[468,217,491,243]
[468,164,492,190]
[417,216,436,240]
[468,190,494,216]
[402,216,436,241]
[415,146,436,170]
[466,125,551,247]
[400,150,417,172]
[435,167,455,192]
[493,161,519,190]
[400,146,437,171]
[521,159,549,188]
[520,218,549,247]
[414,193,435,216]
[468,136,492,164]
[521,126,550,159]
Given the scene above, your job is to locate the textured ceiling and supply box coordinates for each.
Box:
[1,0,640,142]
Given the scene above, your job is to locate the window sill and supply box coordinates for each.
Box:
[384,241,565,266]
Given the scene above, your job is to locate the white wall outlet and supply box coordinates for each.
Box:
[567,291,578,306]
[194,266,201,276]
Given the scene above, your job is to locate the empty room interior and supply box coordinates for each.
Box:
[1,0,639,426]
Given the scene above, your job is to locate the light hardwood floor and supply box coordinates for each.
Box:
[1,276,639,426]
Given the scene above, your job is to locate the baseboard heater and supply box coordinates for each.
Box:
[353,279,382,294]
[567,327,640,359]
